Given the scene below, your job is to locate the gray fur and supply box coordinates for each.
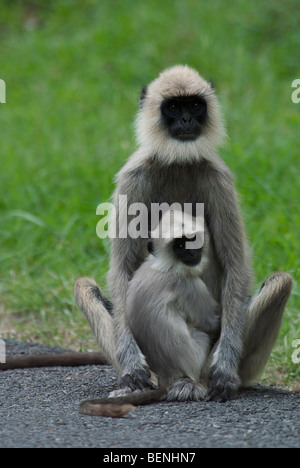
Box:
[74,65,293,403]
[125,217,220,399]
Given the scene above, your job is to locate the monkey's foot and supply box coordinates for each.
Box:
[207,366,240,402]
[167,378,207,401]
[108,387,141,398]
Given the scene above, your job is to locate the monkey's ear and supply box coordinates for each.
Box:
[139,85,148,108]
[147,239,154,255]
[208,80,215,90]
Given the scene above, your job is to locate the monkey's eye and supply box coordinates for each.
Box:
[177,241,185,249]
[191,100,204,114]
[168,102,178,113]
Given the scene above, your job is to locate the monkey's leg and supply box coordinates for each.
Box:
[151,324,210,401]
[239,272,293,385]
[165,329,210,402]
[74,277,120,371]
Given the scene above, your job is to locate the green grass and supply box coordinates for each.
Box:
[0,0,299,388]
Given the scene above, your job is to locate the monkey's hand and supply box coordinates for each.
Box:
[120,368,158,392]
[109,368,158,397]
[207,364,240,402]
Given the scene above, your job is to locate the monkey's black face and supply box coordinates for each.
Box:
[172,236,202,266]
[160,95,207,141]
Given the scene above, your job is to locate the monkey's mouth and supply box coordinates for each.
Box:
[174,131,201,141]
[183,258,202,267]
[177,134,198,141]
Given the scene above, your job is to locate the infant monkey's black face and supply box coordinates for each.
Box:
[172,236,202,266]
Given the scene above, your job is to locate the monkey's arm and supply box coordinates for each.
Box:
[108,240,156,393]
[204,161,253,401]
[107,172,156,393]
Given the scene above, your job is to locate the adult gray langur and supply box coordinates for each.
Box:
[75,65,292,403]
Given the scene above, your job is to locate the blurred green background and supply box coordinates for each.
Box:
[0,0,299,388]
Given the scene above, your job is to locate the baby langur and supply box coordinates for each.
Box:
[125,210,220,401]
[79,210,220,415]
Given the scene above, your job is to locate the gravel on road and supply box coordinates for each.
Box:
[0,340,299,448]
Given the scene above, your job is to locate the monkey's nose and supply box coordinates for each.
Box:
[181,115,192,124]
[188,249,197,257]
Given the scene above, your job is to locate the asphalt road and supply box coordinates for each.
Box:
[0,340,299,448]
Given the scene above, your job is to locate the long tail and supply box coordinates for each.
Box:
[79,387,167,417]
[0,352,107,371]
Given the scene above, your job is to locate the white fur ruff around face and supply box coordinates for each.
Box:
[134,65,226,165]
